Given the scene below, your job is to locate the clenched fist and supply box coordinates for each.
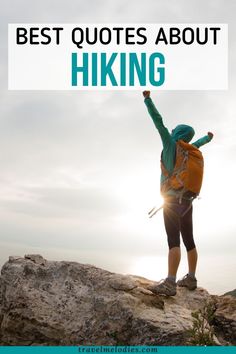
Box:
[143,91,150,99]
[208,132,214,139]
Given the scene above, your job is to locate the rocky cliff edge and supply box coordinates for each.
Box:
[0,254,235,346]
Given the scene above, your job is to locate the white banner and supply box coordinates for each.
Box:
[8,23,228,90]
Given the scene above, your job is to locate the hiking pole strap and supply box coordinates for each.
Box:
[148,205,164,218]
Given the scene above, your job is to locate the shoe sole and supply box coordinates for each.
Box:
[177,284,197,291]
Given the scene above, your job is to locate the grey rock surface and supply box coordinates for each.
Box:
[0,255,235,345]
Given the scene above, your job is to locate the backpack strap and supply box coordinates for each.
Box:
[161,142,188,201]
[161,141,200,203]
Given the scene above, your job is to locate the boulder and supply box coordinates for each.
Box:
[0,255,235,345]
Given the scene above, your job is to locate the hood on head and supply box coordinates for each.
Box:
[171,124,195,143]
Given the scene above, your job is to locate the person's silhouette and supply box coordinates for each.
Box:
[143,91,214,296]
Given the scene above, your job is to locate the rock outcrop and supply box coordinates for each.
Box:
[224,289,236,298]
[0,255,235,346]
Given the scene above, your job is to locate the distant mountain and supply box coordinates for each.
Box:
[224,289,236,297]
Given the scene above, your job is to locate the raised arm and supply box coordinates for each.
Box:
[143,91,171,146]
[192,132,214,148]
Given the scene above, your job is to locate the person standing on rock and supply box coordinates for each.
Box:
[143,90,214,296]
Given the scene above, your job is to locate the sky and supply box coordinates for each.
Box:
[0,0,236,295]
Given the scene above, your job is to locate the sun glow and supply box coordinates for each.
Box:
[113,170,164,217]
[129,256,167,281]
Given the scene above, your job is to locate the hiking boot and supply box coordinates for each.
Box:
[147,278,177,296]
[177,274,197,290]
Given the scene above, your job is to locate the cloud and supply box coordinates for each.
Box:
[1,185,125,219]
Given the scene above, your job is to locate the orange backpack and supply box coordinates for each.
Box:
[161,140,204,199]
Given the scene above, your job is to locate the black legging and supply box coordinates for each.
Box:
[163,199,196,251]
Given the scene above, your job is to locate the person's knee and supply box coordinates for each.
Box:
[181,232,195,251]
[168,241,180,250]
[186,243,196,252]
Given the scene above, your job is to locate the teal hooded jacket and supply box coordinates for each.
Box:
[144,97,213,195]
